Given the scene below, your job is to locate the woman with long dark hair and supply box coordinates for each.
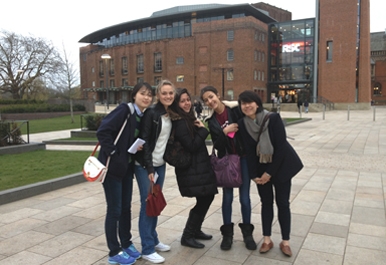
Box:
[168,88,218,249]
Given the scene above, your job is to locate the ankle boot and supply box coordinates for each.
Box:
[194,213,212,240]
[238,223,257,250]
[220,223,234,250]
[181,211,205,248]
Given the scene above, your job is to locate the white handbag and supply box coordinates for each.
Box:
[83,116,129,183]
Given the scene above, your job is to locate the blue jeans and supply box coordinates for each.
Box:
[134,164,166,255]
[102,165,134,257]
[222,157,251,225]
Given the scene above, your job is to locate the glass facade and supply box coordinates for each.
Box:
[268,18,315,103]
[96,13,246,48]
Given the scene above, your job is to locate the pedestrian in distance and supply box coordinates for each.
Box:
[168,88,218,249]
[193,99,203,118]
[96,82,153,265]
[134,79,175,264]
[200,86,257,251]
[236,90,303,257]
[304,100,309,113]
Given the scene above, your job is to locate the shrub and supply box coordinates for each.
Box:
[0,120,23,147]
[0,103,85,113]
[84,114,106,130]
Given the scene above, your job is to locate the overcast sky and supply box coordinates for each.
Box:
[1,0,385,81]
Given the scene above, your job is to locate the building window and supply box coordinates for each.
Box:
[110,80,115,88]
[122,57,128,75]
[99,61,104,76]
[176,57,184,64]
[227,69,234,81]
[373,83,382,95]
[262,71,265,81]
[227,89,234,100]
[154,76,162,85]
[91,67,95,73]
[122,78,128,86]
[258,51,261,62]
[262,33,265,42]
[262,52,265,62]
[137,54,144,73]
[176,75,184,82]
[326,41,333,62]
[254,70,257,80]
[254,31,258,40]
[92,81,95,87]
[258,71,261,81]
[154,52,162,72]
[100,80,104,88]
[137,77,144,83]
[227,49,234,61]
[254,50,258,61]
[109,59,115,75]
[227,30,234,41]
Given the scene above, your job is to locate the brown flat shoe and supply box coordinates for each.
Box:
[279,242,292,257]
[259,241,273,253]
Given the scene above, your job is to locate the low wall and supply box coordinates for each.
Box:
[1,111,86,121]
[0,143,46,155]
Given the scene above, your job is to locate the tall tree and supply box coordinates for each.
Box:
[0,30,63,99]
[58,44,79,123]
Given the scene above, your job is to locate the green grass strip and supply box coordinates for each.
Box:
[19,114,83,134]
[0,150,92,191]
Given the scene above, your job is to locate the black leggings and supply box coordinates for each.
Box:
[257,179,292,240]
[191,194,215,217]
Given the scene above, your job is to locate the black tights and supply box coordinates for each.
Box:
[191,194,215,217]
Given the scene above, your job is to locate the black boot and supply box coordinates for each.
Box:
[194,214,212,240]
[220,223,234,250]
[181,211,205,248]
[238,223,257,250]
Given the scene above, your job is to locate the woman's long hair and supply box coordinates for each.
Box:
[170,88,197,137]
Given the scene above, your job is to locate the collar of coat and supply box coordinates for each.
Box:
[204,100,238,121]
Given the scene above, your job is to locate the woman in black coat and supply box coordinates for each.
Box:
[237,90,303,258]
[169,88,218,249]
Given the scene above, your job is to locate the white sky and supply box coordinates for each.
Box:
[0,0,385,82]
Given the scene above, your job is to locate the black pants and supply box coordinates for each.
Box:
[191,194,215,217]
[257,179,292,240]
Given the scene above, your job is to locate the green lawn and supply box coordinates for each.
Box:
[20,114,83,134]
[0,150,92,191]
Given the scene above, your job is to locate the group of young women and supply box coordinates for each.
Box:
[96,80,303,265]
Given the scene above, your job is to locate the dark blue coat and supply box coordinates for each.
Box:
[237,112,303,183]
[96,103,136,181]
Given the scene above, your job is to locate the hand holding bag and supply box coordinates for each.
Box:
[146,181,167,217]
[210,147,242,188]
[163,128,192,168]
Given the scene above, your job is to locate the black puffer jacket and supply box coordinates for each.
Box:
[172,115,218,198]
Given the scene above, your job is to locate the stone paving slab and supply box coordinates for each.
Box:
[0,108,385,264]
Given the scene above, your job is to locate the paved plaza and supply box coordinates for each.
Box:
[0,108,385,265]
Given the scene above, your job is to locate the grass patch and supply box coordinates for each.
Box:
[19,114,83,134]
[0,150,91,191]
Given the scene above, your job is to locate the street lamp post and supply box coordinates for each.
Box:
[101,54,111,109]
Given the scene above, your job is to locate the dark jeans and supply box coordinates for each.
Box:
[102,165,134,257]
[191,194,215,217]
[257,179,292,240]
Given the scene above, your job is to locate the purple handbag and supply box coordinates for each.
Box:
[210,147,242,188]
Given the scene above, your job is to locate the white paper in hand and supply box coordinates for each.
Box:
[128,138,145,154]
[154,172,159,183]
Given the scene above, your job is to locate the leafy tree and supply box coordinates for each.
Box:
[0,30,63,99]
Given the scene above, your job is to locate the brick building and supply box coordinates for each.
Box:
[79,1,372,109]
[371,31,386,105]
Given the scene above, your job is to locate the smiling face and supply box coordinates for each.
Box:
[158,84,175,108]
[201,91,222,112]
[178,92,191,113]
[240,101,258,119]
[133,86,153,111]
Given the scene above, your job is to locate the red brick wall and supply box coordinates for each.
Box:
[318,0,371,103]
[80,16,269,101]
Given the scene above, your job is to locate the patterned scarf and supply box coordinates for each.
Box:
[243,110,273,163]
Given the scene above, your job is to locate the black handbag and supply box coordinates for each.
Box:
[163,129,192,168]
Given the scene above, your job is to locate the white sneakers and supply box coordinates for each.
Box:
[155,242,171,252]
[141,242,171,264]
[142,252,165,264]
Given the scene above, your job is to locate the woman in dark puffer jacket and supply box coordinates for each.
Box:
[168,88,218,249]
